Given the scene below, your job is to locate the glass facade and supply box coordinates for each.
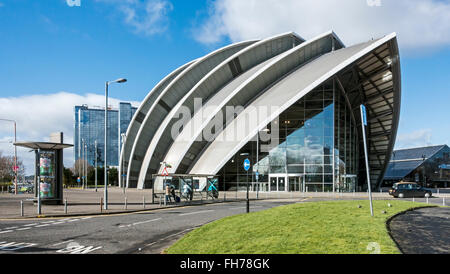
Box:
[74,103,137,167]
[218,79,359,192]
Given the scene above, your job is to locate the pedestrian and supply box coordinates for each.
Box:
[171,186,177,203]
[165,184,172,203]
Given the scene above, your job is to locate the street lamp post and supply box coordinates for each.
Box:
[84,143,87,189]
[256,128,270,199]
[81,138,84,189]
[121,133,126,194]
[0,119,18,195]
[95,140,97,192]
[104,78,127,210]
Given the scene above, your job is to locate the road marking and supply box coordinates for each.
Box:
[81,217,93,220]
[53,221,65,225]
[132,218,162,226]
[56,243,102,254]
[42,221,56,224]
[23,223,39,227]
[35,224,50,228]
[0,242,37,251]
[119,218,162,228]
[179,210,214,216]
[67,219,80,222]
[5,227,19,230]
[0,230,13,234]
[16,227,32,231]
[52,240,75,247]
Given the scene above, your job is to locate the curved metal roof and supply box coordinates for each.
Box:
[189,33,400,190]
[124,31,401,191]
[118,59,195,187]
[136,32,305,189]
[126,40,257,187]
[156,31,342,183]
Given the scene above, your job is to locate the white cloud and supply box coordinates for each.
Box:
[395,129,434,149]
[96,0,173,36]
[0,92,140,174]
[194,0,450,52]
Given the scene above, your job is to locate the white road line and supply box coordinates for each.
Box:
[35,224,50,228]
[42,221,56,224]
[23,223,38,227]
[53,222,65,225]
[67,219,79,222]
[0,230,13,234]
[5,227,19,230]
[179,210,214,216]
[132,218,162,226]
[16,227,32,231]
[52,240,75,247]
[81,217,93,220]
[119,218,162,228]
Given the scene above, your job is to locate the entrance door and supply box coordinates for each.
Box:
[288,176,303,192]
[270,177,277,192]
[278,177,286,192]
[270,176,287,192]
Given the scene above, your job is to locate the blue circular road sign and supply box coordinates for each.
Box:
[243,159,251,171]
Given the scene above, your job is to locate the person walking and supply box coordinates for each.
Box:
[165,184,172,203]
[171,186,177,203]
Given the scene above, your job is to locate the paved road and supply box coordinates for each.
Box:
[1,195,447,254]
[0,199,297,254]
[389,207,450,254]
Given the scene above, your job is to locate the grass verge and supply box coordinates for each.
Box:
[166,200,433,254]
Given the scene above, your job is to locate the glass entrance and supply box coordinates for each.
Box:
[269,176,287,192]
[288,176,303,192]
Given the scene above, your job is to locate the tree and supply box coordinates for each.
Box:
[0,150,25,183]
[63,168,76,187]
[109,167,118,186]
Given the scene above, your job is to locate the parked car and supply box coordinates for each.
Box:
[389,182,432,198]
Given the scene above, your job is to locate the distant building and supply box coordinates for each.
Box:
[74,103,138,168]
[383,145,450,188]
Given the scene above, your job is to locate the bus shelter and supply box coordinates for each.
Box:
[14,140,73,205]
[151,174,219,204]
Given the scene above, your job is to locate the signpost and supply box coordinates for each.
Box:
[244,159,251,213]
[360,105,374,217]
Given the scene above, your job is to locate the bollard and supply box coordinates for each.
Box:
[20,200,24,217]
[443,197,446,206]
[426,197,429,204]
[143,196,146,209]
[159,196,162,207]
[438,189,440,195]
[124,197,128,210]
[224,191,226,202]
[413,197,415,203]
[100,198,103,213]
[64,199,68,214]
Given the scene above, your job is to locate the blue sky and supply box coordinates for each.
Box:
[0,0,449,173]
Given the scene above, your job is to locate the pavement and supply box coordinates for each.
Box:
[389,207,450,254]
[1,187,449,219]
[1,188,449,254]
[0,199,295,254]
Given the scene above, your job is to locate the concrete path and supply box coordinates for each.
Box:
[389,207,450,254]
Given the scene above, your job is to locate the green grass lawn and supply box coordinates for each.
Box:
[167,200,433,254]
